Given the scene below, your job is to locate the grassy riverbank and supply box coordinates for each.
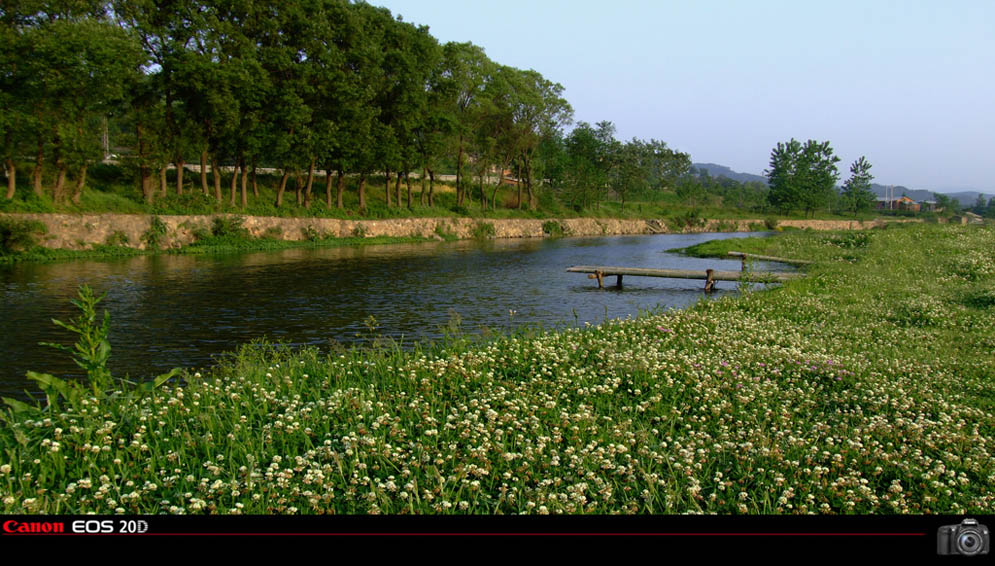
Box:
[2,223,993,515]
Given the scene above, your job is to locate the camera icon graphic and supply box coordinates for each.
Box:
[937,518,989,556]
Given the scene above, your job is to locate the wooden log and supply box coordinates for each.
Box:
[727,251,813,265]
[567,265,802,283]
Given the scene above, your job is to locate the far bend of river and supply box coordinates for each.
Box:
[0,232,780,398]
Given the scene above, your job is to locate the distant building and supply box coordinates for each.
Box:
[875,196,920,212]
[963,211,984,224]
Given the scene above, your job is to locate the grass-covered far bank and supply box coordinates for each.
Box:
[2,223,994,515]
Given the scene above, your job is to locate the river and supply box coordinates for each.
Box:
[0,231,779,398]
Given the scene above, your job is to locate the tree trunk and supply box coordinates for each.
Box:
[405,171,412,209]
[141,167,153,203]
[294,173,302,206]
[385,169,392,207]
[160,166,168,198]
[211,157,221,203]
[71,164,88,204]
[136,123,153,203]
[5,159,15,199]
[456,137,463,206]
[465,171,472,208]
[336,170,345,209]
[53,163,67,202]
[395,171,402,208]
[428,168,435,207]
[275,171,289,207]
[516,163,523,209]
[324,169,333,209]
[32,136,44,196]
[240,156,248,208]
[303,158,315,208]
[358,173,367,212]
[200,150,209,195]
[491,182,501,211]
[251,161,258,197]
[175,159,184,195]
[525,161,534,210]
[420,167,427,206]
[229,162,238,205]
[479,173,485,210]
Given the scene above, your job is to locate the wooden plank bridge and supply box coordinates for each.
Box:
[567,264,804,290]
[726,251,813,266]
[568,250,809,290]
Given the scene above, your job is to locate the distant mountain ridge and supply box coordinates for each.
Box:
[692,163,768,185]
[692,162,991,206]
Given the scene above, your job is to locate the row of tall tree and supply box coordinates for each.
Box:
[538,121,692,211]
[2,1,590,211]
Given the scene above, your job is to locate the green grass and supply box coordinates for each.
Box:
[2,223,994,515]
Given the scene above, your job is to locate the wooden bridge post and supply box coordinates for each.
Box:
[587,270,605,288]
[704,269,716,293]
[616,274,623,289]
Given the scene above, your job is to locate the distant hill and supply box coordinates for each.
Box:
[870,184,992,206]
[693,162,991,206]
[692,163,768,185]
[944,191,994,207]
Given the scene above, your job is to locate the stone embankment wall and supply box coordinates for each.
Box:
[1,213,920,251]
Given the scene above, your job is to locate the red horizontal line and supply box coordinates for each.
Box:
[3,532,927,537]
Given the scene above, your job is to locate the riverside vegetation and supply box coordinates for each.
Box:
[1,223,993,515]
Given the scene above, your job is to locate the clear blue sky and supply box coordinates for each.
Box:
[372,0,994,193]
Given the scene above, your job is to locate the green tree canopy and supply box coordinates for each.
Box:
[840,156,875,215]
[765,138,840,216]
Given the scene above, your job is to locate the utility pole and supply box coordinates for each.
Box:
[102,117,110,161]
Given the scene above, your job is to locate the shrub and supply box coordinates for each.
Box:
[669,209,706,231]
[302,224,321,241]
[0,217,47,254]
[141,215,168,249]
[262,226,283,240]
[960,285,995,309]
[823,232,871,249]
[352,224,368,238]
[434,223,457,241]
[542,220,565,237]
[764,217,779,230]
[212,215,249,238]
[471,221,495,240]
[104,230,129,246]
[713,220,738,233]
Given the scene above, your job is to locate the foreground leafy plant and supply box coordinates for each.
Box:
[2,284,179,415]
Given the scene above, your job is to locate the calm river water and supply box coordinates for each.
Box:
[0,232,778,397]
